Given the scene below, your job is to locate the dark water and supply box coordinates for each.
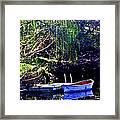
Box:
[20,88,100,100]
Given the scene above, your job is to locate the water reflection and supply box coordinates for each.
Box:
[62,90,93,100]
[20,90,96,100]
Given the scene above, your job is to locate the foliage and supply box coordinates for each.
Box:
[20,20,100,83]
[20,63,36,76]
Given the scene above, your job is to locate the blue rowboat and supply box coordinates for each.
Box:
[61,79,94,93]
[28,84,61,93]
[62,90,94,100]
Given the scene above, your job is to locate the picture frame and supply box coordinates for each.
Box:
[0,0,119,119]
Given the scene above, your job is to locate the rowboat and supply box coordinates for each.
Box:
[61,79,94,93]
[28,84,61,93]
[27,79,94,93]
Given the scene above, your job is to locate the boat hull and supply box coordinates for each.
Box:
[62,82,93,92]
[28,85,61,93]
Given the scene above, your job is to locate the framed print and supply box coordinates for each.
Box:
[0,0,119,119]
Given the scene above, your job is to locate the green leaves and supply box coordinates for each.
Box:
[20,20,100,79]
[20,63,36,76]
[20,20,81,73]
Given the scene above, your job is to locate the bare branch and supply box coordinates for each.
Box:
[31,34,51,51]
[21,73,42,82]
[27,40,55,57]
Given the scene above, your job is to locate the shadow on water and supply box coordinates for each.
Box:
[20,88,100,100]
[62,90,93,100]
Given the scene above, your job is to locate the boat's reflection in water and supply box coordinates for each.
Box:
[62,90,94,100]
[20,90,94,100]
